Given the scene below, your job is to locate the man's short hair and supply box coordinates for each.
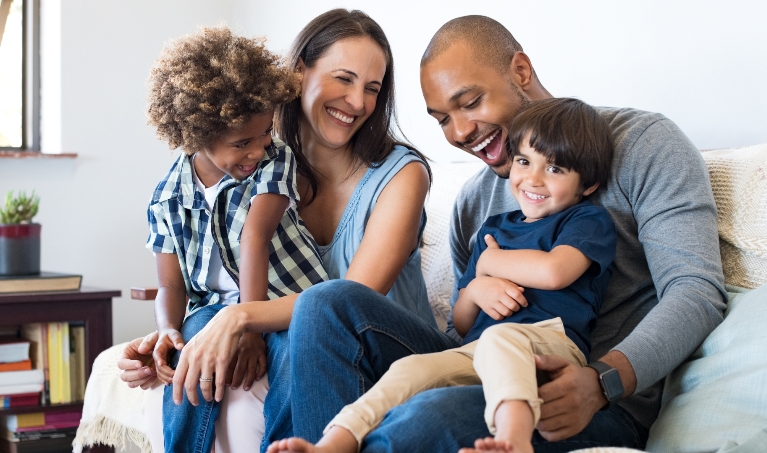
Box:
[507,98,614,192]
[421,15,523,75]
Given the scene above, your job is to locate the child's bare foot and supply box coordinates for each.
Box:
[458,436,533,453]
[266,427,358,453]
[266,438,319,453]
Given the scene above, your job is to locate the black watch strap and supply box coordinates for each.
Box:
[587,361,624,410]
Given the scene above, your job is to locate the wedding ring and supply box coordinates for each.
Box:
[199,376,214,382]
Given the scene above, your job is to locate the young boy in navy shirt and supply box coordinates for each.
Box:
[144,26,327,452]
[267,97,616,453]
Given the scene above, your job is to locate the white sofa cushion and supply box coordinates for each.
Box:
[421,161,484,331]
[702,145,767,289]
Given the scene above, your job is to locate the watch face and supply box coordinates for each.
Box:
[601,368,624,401]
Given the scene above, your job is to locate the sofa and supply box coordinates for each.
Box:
[74,144,767,453]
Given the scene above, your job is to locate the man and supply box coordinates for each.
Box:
[282,15,726,452]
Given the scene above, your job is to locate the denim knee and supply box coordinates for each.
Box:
[292,280,374,326]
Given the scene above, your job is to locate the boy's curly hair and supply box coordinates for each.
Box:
[147,26,300,154]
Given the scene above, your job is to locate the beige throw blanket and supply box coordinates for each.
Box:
[73,342,151,453]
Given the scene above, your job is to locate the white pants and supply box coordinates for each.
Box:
[143,374,269,453]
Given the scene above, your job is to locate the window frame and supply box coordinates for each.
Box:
[0,0,39,152]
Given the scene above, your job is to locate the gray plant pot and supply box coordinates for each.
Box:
[0,223,41,276]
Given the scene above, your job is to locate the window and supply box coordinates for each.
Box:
[0,0,38,151]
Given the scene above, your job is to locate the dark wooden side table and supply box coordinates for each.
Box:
[0,286,120,453]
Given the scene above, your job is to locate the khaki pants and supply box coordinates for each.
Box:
[326,318,586,444]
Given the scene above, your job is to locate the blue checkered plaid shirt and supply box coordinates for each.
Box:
[146,138,328,314]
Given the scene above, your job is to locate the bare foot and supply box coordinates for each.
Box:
[458,436,532,453]
[266,437,318,453]
[266,427,358,453]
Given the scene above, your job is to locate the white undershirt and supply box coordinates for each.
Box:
[191,158,240,306]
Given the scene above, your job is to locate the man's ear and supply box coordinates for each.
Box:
[510,51,534,91]
[582,182,600,197]
[296,58,306,73]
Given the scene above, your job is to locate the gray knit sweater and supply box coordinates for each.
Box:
[448,107,727,429]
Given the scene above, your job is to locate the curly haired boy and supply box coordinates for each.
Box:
[144,25,327,452]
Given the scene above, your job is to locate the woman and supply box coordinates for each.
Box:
[118,9,451,453]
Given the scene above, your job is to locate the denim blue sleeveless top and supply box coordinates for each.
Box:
[317,146,436,327]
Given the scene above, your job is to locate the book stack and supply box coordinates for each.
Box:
[1,410,80,453]
[0,339,42,409]
[0,324,87,408]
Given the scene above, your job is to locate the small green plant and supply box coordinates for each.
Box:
[0,190,40,224]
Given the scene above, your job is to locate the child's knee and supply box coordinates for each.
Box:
[181,304,225,340]
[477,323,530,347]
[388,354,424,374]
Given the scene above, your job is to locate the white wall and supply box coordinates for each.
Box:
[237,0,767,164]
[1,0,765,345]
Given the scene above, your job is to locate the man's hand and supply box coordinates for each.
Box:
[465,276,527,321]
[226,331,267,390]
[534,354,606,441]
[153,328,184,384]
[117,332,159,390]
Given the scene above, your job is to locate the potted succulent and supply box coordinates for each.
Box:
[0,190,41,275]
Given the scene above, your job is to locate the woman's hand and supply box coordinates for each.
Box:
[172,305,246,405]
[117,332,159,390]
[154,328,185,384]
[226,331,268,390]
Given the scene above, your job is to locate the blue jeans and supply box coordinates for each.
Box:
[362,385,649,452]
[261,280,458,451]
[163,304,226,453]
[261,329,291,452]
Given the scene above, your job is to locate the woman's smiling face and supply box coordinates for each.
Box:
[299,36,387,152]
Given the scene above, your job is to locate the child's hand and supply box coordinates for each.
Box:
[154,328,184,385]
[117,333,158,389]
[483,234,501,249]
[476,234,502,277]
[226,332,267,391]
[466,276,527,320]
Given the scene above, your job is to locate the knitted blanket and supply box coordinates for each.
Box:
[73,342,151,453]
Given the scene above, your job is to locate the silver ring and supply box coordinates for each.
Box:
[199,376,213,382]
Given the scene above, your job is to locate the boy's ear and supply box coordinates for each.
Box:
[581,182,600,197]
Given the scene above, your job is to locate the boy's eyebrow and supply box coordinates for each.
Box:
[333,68,382,86]
[228,137,252,145]
[228,121,274,144]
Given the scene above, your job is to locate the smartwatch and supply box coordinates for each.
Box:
[587,361,624,410]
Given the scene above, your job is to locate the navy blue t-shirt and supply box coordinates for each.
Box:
[457,201,616,359]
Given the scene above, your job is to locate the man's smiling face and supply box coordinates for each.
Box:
[420,41,531,178]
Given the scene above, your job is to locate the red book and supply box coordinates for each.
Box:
[0,392,39,408]
[44,410,81,424]
[0,359,31,371]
